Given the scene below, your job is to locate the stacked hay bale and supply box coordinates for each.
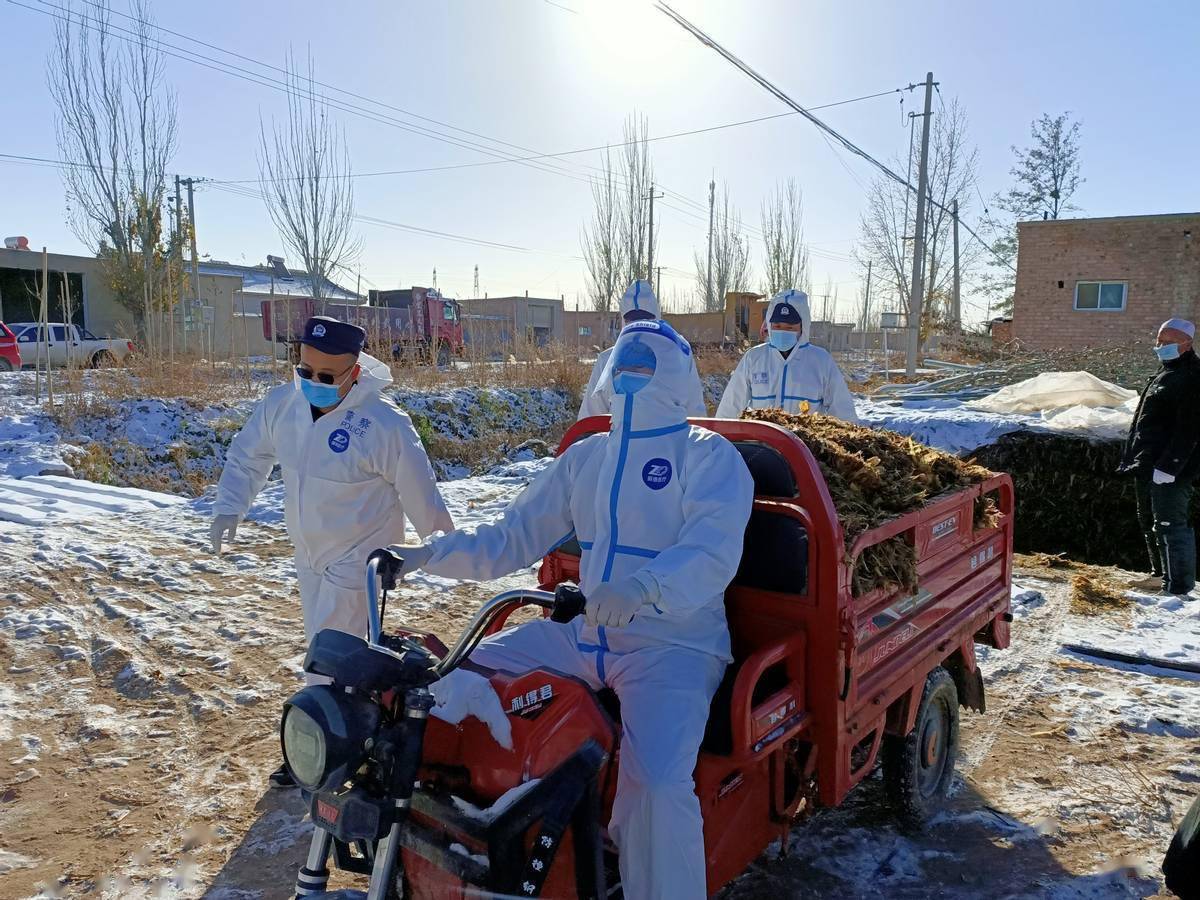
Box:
[968,431,1200,571]
[743,410,997,596]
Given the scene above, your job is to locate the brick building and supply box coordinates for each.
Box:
[1013,212,1200,349]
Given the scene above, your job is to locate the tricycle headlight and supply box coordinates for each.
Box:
[280,685,382,792]
[282,705,327,789]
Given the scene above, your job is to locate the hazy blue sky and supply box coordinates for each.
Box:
[1,0,1197,324]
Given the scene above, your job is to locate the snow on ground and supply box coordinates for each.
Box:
[0,368,1197,899]
[727,575,1198,899]
[0,370,574,488]
[0,443,555,899]
[0,475,186,526]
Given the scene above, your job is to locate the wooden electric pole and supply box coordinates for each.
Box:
[951,198,961,334]
[646,182,663,282]
[905,72,934,376]
[706,179,715,310]
[861,259,873,356]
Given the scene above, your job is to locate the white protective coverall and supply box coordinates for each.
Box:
[213,354,453,658]
[578,280,707,420]
[716,289,859,422]
[421,320,754,899]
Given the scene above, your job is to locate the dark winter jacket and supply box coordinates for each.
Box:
[1119,348,1200,478]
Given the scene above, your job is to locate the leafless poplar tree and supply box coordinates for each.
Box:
[258,53,360,308]
[49,0,178,344]
[694,183,750,313]
[620,113,653,286]
[581,147,626,312]
[856,98,983,334]
[760,178,810,296]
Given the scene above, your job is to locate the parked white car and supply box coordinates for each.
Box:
[11,323,136,368]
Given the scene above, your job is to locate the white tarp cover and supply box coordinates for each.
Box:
[967,371,1137,414]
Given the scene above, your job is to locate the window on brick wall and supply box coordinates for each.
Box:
[1074,281,1127,311]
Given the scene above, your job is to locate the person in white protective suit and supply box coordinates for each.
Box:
[396,319,755,899]
[578,279,707,420]
[209,316,454,786]
[716,288,858,422]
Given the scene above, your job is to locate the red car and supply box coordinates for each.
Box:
[0,323,21,372]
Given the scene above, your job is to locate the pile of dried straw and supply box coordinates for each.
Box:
[969,431,1200,571]
[744,410,997,595]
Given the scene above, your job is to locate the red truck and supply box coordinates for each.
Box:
[261,286,464,366]
[279,416,1014,898]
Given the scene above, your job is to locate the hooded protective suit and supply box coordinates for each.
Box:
[717,288,859,422]
[213,354,453,658]
[578,280,707,420]
[420,320,754,899]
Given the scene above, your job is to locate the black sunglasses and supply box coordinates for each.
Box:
[295,363,354,385]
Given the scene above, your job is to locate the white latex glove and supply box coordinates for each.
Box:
[210,514,240,554]
[585,576,652,628]
[385,542,434,579]
[1153,469,1177,485]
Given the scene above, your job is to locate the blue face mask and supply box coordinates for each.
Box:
[295,370,348,408]
[768,329,799,352]
[1155,342,1182,362]
[613,371,653,395]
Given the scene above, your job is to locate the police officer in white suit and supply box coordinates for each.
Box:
[716,289,858,422]
[578,279,707,420]
[397,319,755,899]
[210,316,454,784]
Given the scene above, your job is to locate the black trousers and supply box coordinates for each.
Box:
[1135,475,1196,594]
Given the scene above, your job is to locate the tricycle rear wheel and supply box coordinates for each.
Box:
[882,665,959,827]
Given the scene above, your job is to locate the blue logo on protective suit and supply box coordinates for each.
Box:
[328,429,350,453]
[642,458,672,490]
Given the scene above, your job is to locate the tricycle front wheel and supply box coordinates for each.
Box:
[882,665,959,827]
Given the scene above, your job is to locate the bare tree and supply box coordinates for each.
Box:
[856,98,984,335]
[581,147,625,312]
[983,112,1084,315]
[49,0,178,342]
[694,183,750,313]
[760,178,810,296]
[619,113,653,286]
[259,53,360,309]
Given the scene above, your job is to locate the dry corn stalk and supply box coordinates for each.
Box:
[743,410,996,596]
[1069,574,1133,616]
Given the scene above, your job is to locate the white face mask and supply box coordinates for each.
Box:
[768,328,799,352]
[1155,342,1181,362]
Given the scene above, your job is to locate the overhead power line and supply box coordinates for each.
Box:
[205,88,905,186]
[12,0,904,256]
[10,0,599,188]
[653,1,1016,275]
[206,181,583,259]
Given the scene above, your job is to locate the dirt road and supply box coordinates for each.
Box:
[0,489,1195,898]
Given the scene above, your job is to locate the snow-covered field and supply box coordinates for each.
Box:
[0,368,1196,899]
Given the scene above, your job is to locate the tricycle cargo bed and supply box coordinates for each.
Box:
[542,417,1013,824]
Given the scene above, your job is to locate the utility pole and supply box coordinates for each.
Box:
[951,198,961,334]
[432,267,438,290]
[905,72,935,376]
[182,177,203,360]
[654,265,664,299]
[706,179,715,310]
[173,175,184,355]
[646,182,664,282]
[861,260,873,356]
[473,264,479,297]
